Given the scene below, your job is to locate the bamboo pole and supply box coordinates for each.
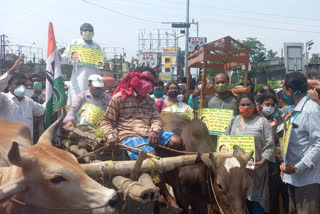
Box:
[81,153,234,178]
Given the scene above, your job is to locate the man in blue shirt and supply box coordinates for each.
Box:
[280,72,320,214]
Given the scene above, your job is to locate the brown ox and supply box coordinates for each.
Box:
[160,113,252,214]
[0,116,118,214]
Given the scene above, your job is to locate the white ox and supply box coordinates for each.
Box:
[0,116,118,214]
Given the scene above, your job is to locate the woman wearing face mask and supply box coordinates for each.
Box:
[162,81,193,113]
[258,91,289,214]
[225,93,275,214]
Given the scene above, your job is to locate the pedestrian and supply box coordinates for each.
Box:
[60,23,102,105]
[0,55,45,141]
[99,67,183,212]
[225,93,275,213]
[280,72,320,214]
[257,90,289,214]
[63,74,110,129]
[162,81,194,113]
[204,72,239,115]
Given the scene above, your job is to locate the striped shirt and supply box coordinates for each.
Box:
[100,91,162,141]
[283,95,320,187]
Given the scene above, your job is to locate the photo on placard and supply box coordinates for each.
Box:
[217,135,255,169]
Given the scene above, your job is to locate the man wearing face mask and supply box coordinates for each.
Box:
[0,71,45,141]
[100,68,184,211]
[60,23,102,105]
[63,74,110,129]
[280,72,320,214]
[205,72,239,115]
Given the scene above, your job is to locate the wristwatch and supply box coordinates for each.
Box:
[293,166,299,173]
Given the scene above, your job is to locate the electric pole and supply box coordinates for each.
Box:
[0,34,8,74]
[184,0,190,77]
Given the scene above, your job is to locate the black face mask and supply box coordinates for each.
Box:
[168,91,178,99]
[90,88,104,98]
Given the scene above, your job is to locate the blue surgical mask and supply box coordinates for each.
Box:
[283,90,301,105]
[24,89,34,98]
[13,85,26,97]
[153,90,164,98]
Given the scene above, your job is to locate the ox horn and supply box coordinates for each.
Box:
[233,145,246,156]
[240,151,254,163]
[38,110,65,144]
[232,145,254,163]
[8,142,32,168]
[0,177,26,201]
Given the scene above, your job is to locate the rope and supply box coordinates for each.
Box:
[148,158,160,184]
[135,143,198,155]
[157,145,198,155]
[106,160,115,177]
[209,171,224,214]
[77,145,108,160]
[10,197,108,211]
[118,144,160,159]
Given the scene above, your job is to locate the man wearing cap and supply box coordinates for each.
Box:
[63,74,110,129]
[60,23,102,105]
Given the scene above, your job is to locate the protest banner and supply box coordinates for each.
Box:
[76,103,106,128]
[281,119,292,160]
[199,108,233,135]
[178,112,194,120]
[69,46,103,68]
[217,136,255,169]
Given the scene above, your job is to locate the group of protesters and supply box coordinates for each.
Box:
[0,22,319,214]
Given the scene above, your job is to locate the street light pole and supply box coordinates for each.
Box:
[184,0,190,77]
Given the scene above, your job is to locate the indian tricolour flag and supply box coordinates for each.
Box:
[45,22,66,127]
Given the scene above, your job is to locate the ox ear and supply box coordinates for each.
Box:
[0,178,26,202]
[38,110,64,144]
[233,145,246,156]
[8,142,32,168]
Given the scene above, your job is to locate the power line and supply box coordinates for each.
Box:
[208,5,320,22]
[209,11,320,28]
[210,18,320,34]
[81,0,160,23]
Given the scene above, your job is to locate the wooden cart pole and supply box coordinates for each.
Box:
[200,62,207,108]
[244,63,249,87]
[186,66,191,92]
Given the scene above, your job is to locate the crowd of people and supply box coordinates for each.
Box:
[0,23,319,214]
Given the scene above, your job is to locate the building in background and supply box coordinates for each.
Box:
[102,59,129,80]
[160,47,179,81]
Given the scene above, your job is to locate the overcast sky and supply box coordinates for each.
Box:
[2,0,320,60]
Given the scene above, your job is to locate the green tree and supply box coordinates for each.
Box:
[310,54,320,64]
[266,49,278,60]
[241,38,268,81]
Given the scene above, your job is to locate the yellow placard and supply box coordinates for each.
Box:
[76,103,106,128]
[281,120,292,160]
[69,46,103,67]
[199,108,233,135]
[159,74,172,81]
[218,136,255,169]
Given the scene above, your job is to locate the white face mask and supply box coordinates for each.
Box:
[262,106,275,117]
[24,89,34,98]
[177,94,184,102]
[13,85,26,97]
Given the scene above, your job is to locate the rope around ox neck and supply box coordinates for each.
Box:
[10,197,110,213]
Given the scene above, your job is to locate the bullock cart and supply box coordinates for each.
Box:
[61,125,198,213]
[186,36,251,107]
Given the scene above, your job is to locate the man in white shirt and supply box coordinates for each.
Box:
[0,56,45,142]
